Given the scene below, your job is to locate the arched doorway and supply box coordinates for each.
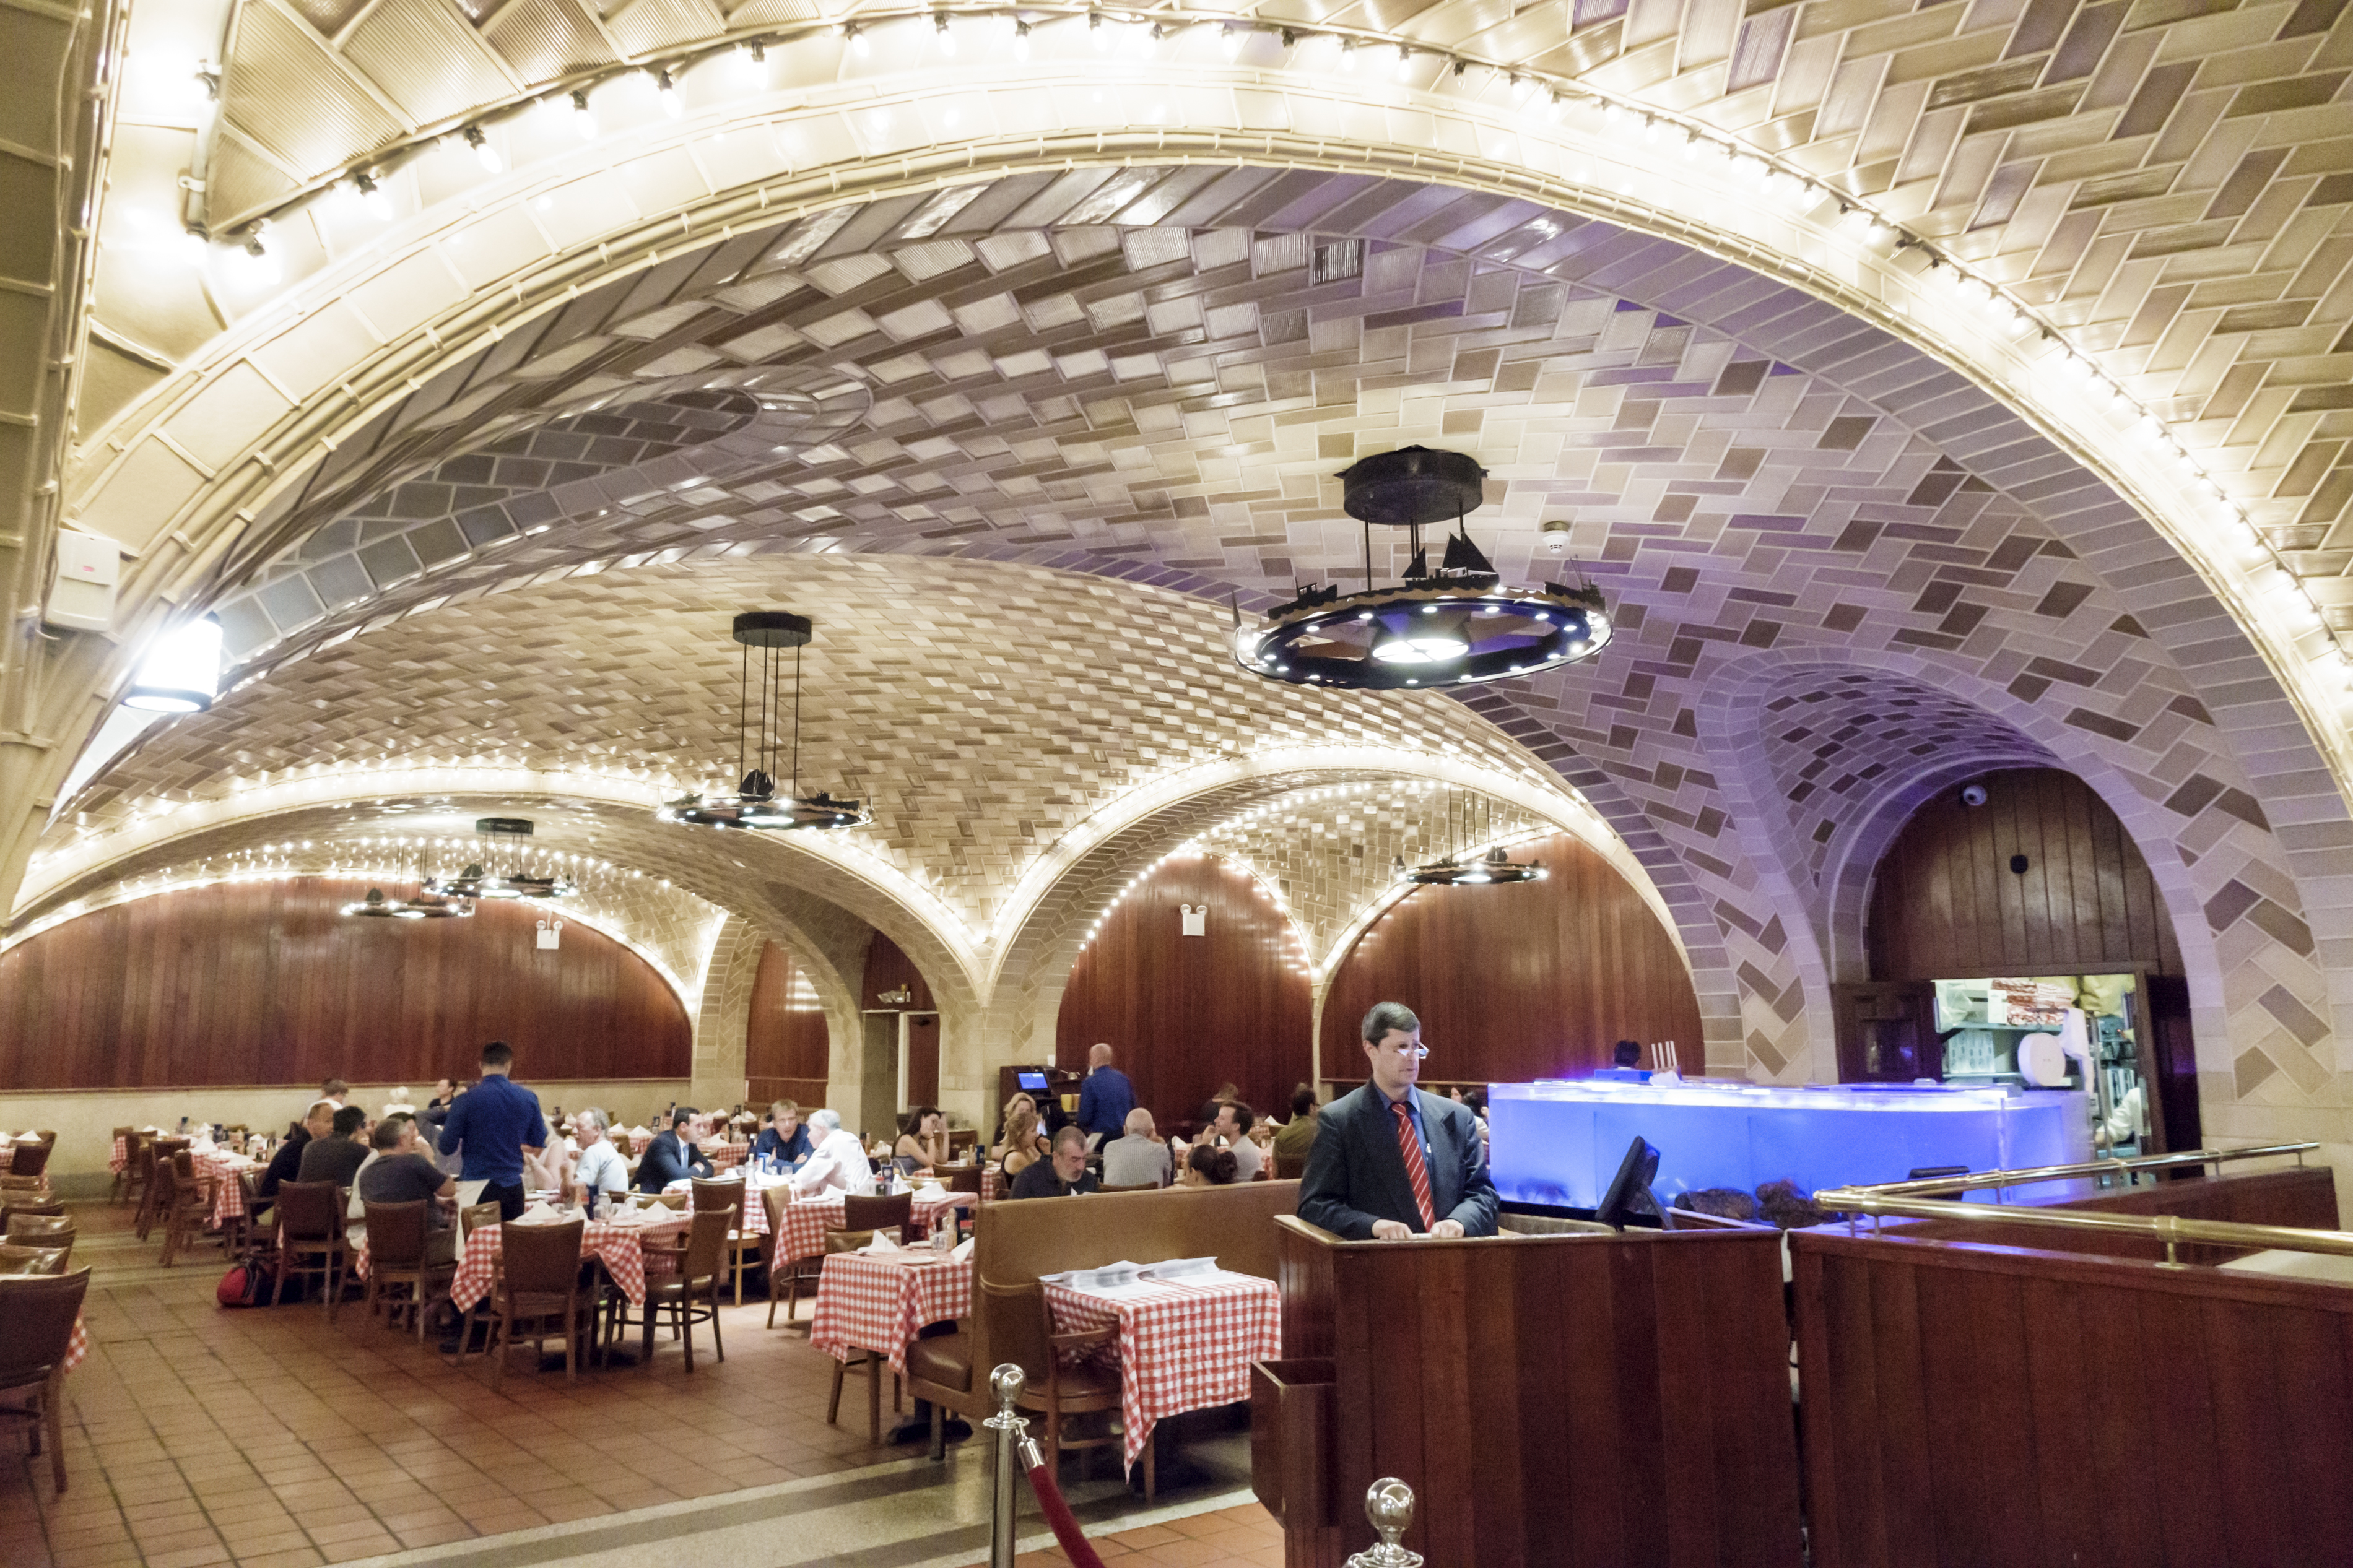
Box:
[1837,768,2199,1154]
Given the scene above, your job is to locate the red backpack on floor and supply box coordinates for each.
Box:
[217,1254,272,1308]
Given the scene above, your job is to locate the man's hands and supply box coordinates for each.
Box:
[1372,1218,1466,1241]
[1429,1219,1465,1239]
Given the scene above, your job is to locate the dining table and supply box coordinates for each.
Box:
[765,1186,975,1268]
[809,1246,973,1444]
[1042,1269,1281,1473]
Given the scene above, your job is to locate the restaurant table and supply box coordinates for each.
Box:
[64,1314,88,1373]
[197,1150,260,1228]
[808,1249,972,1375]
[770,1187,974,1267]
[357,1213,686,1309]
[708,1143,748,1172]
[1043,1271,1281,1470]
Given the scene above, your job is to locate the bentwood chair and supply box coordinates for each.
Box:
[107,1128,136,1205]
[120,1132,155,1213]
[362,1200,455,1343]
[980,1280,1139,1494]
[269,1180,348,1317]
[630,1209,729,1372]
[941,1166,983,1197]
[760,1187,822,1330]
[458,1201,502,1240]
[0,1268,90,1492]
[11,1140,51,1180]
[0,1244,69,1276]
[156,1151,215,1267]
[135,1137,189,1241]
[689,1178,759,1306]
[471,1218,591,1387]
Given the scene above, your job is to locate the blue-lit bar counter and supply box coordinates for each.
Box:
[1488,1078,2091,1209]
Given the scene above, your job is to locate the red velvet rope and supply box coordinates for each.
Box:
[1022,1451,1109,1568]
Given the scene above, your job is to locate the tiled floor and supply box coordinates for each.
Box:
[1007,1504,1281,1567]
[0,1203,1277,1568]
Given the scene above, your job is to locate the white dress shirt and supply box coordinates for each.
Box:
[575,1139,628,1196]
[791,1128,874,1196]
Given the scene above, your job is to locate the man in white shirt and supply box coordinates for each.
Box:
[1100,1108,1174,1189]
[571,1109,630,1207]
[1212,1101,1264,1181]
[789,1108,873,1197]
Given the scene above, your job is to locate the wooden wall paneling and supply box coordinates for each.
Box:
[745,941,830,1083]
[1055,852,1314,1124]
[1318,834,1705,1089]
[1868,768,2185,980]
[0,878,690,1089]
[861,933,933,1011]
[906,1014,939,1107]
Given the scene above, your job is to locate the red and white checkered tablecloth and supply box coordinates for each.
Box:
[199,1152,259,1226]
[110,1137,127,1175]
[708,1143,748,1171]
[1044,1273,1281,1470]
[64,1313,87,1374]
[359,1215,682,1310]
[808,1250,972,1375]
[769,1188,974,1267]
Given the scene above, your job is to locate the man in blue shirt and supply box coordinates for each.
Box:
[1074,1043,1136,1145]
[435,1040,546,1221]
[750,1099,814,1169]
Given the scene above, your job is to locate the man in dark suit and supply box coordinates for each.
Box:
[1300,1001,1498,1239]
[634,1107,715,1193]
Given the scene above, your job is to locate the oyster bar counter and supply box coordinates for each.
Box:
[1487,1077,2090,1211]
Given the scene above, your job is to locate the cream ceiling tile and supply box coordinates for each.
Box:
[157,363,295,471]
[342,249,470,342]
[440,206,557,291]
[76,438,211,549]
[246,301,386,404]
[525,172,644,250]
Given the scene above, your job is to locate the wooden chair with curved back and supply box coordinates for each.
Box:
[842,1192,915,1245]
[629,1209,730,1372]
[120,1131,155,1213]
[362,1200,456,1343]
[0,1268,90,1492]
[4,1213,75,1265]
[821,1226,906,1443]
[11,1139,52,1180]
[135,1137,189,1240]
[689,1177,760,1306]
[269,1180,349,1317]
[978,1279,1134,1491]
[108,1128,136,1205]
[472,1218,590,1387]
[1273,1149,1310,1182]
[760,1186,822,1330]
[0,1244,69,1275]
[941,1166,984,1197]
[157,1151,215,1267]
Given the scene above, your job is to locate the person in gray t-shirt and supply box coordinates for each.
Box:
[1100,1108,1173,1189]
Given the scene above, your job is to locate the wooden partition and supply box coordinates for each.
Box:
[1258,1216,1803,1568]
[1794,1169,2351,1567]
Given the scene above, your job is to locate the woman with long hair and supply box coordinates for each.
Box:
[896,1105,950,1173]
[995,1097,1048,1180]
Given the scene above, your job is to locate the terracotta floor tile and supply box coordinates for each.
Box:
[232,1548,326,1568]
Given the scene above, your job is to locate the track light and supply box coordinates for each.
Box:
[737,41,766,86]
[354,170,390,220]
[935,12,955,53]
[656,68,682,118]
[1013,18,1032,58]
[1090,11,1109,50]
[241,224,280,284]
[463,126,501,173]
[1221,23,1244,58]
[571,89,596,139]
[843,21,869,56]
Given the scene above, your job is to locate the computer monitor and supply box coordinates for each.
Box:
[1014,1069,1050,1093]
[1594,1135,1661,1231]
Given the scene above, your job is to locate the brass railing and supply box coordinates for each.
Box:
[1814,1143,2339,1268]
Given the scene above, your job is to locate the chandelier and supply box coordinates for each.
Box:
[425,817,575,901]
[658,611,871,832]
[1232,446,1610,690]
[1395,790,1547,886]
[342,886,472,920]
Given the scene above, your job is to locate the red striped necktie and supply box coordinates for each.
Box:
[1390,1101,1437,1231]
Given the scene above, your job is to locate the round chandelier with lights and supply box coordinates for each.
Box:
[1394,790,1548,886]
[341,886,472,921]
[1232,446,1609,690]
[658,611,871,833]
[424,817,576,901]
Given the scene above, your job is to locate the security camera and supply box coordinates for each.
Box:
[1541,519,1572,555]
[1959,782,1988,808]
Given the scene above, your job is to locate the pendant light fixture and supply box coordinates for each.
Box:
[424,817,575,901]
[658,610,871,832]
[340,841,474,920]
[1232,446,1611,690]
[123,615,225,714]
[1394,789,1547,886]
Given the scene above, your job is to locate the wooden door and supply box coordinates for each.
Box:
[903,1013,939,1109]
[1831,981,1939,1082]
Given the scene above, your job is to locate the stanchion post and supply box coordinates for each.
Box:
[1345,1477,1423,1568]
[985,1362,1029,1568]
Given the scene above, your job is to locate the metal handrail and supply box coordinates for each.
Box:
[1834,1141,2316,1202]
[1815,1142,2339,1268]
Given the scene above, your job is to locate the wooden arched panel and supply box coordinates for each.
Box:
[744,940,831,1111]
[1055,853,1313,1124]
[1318,834,1705,1086]
[0,877,689,1089]
[1866,767,2185,981]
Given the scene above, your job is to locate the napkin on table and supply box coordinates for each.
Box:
[863,1231,901,1253]
[513,1200,564,1225]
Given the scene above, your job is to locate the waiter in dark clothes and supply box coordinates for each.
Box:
[1299,1001,1498,1240]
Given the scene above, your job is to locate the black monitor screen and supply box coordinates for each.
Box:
[1594,1136,1661,1231]
[1014,1070,1050,1092]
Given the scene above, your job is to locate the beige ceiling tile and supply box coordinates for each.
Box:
[440,205,557,291]
[157,363,295,471]
[76,438,211,549]
[521,171,643,249]
[342,248,469,340]
[246,301,386,403]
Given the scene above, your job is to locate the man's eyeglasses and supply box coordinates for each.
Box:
[1378,1042,1431,1060]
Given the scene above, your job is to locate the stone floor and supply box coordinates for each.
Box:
[0,1203,1281,1568]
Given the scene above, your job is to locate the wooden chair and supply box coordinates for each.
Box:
[0,1268,90,1492]
[1274,1150,1310,1182]
[134,1137,189,1240]
[947,1128,978,1161]
[11,1140,51,1179]
[689,1178,759,1306]
[0,1244,68,1275]
[761,1187,822,1329]
[362,1200,455,1343]
[821,1228,907,1443]
[108,1128,135,1205]
[903,1312,976,1461]
[157,1151,214,1267]
[843,1192,915,1245]
[4,1215,75,1263]
[469,1218,590,1387]
[941,1166,984,1197]
[269,1180,349,1317]
[458,1200,502,1240]
[219,1170,263,1257]
[628,1210,729,1371]
[980,1279,1137,1493]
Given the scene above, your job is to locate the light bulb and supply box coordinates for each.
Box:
[241,227,280,284]
[1339,40,1357,71]
[353,171,391,219]
[844,22,869,57]
[571,89,596,139]
[1221,23,1244,58]
[1089,11,1109,50]
[464,126,501,173]
[1013,19,1032,58]
[737,41,766,87]
[1394,44,1414,79]
[656,69,682,119]
[935,13,955,53]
